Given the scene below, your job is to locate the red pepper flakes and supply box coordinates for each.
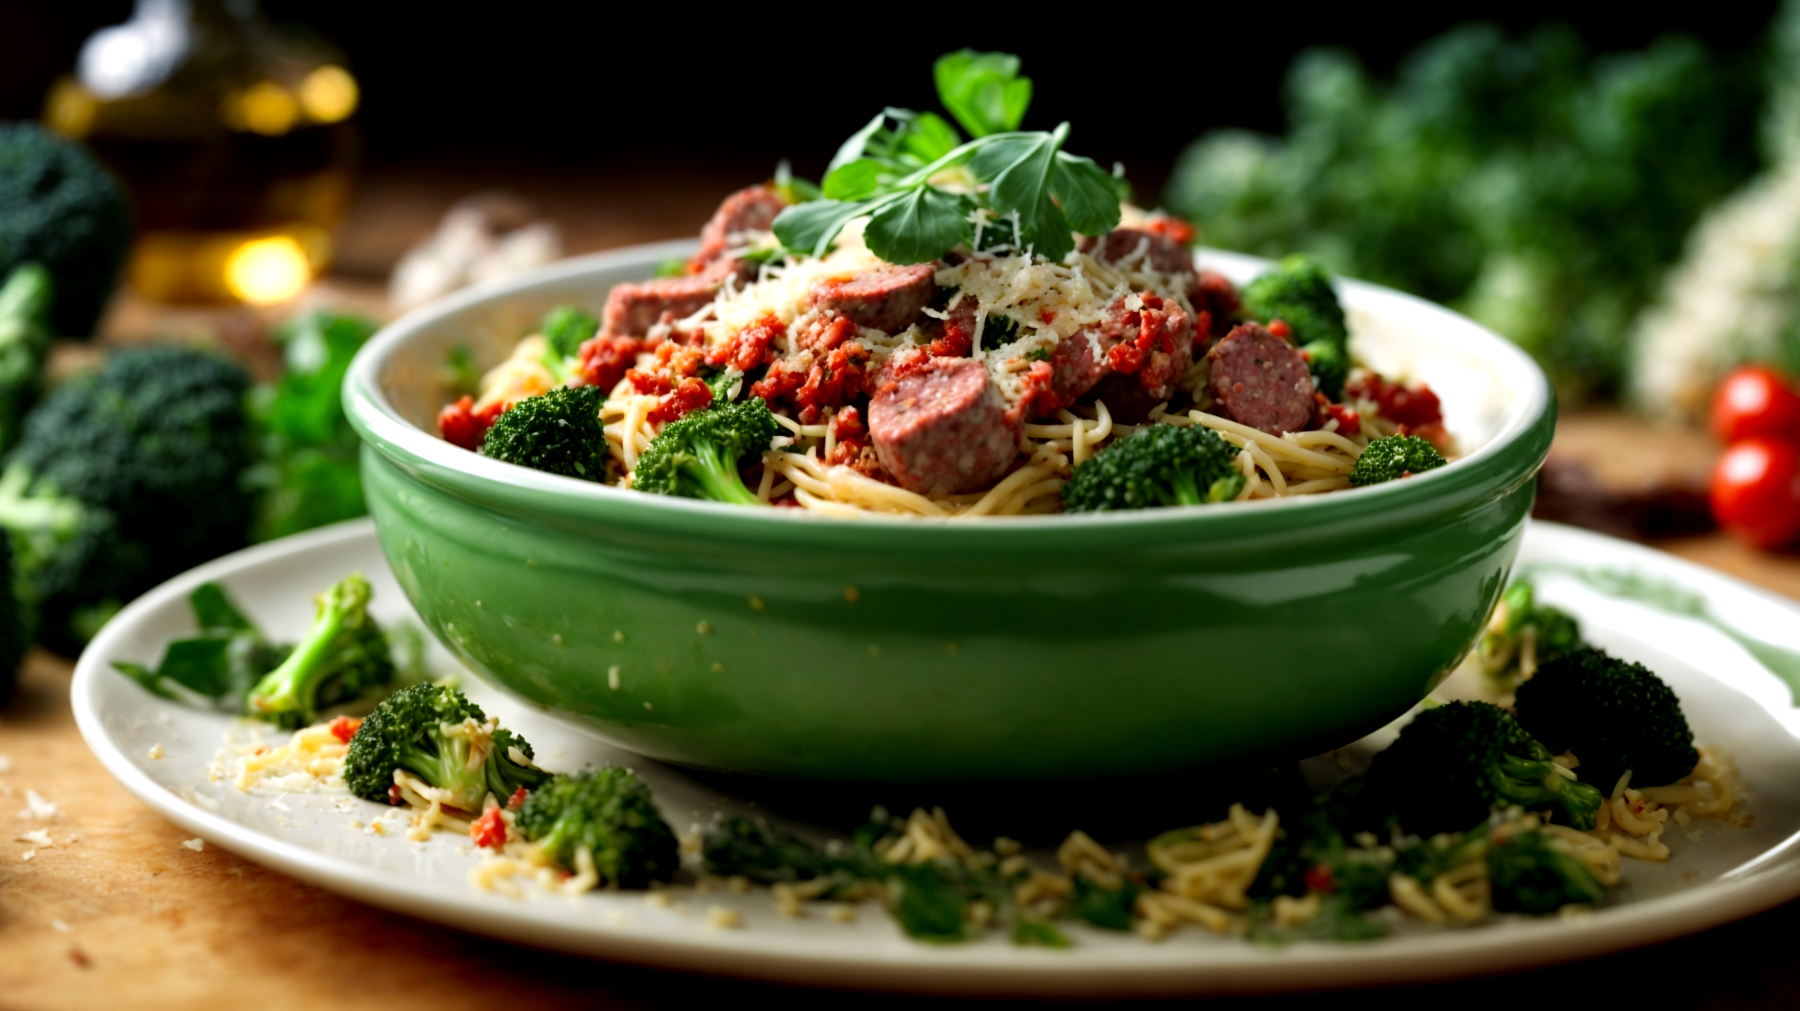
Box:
[708,315,785,371]
[470,807,507,850]
[648,376,713,423]
[506,787,529,811]
[327,715,362,744]
[1267,318,1293,340]
[1326,403,1361,437]
[577,335,643,392]
[1105,294,1178,376]
[1304,864,1335,894]
[387,784,404,806]
[1039,308,1057,324]
[1346,372,1443,428]
[438,396,505,451]
[1145,215,1197,246]
[929,314,973,358]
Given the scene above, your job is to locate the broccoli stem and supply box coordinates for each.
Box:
[681,443,765,506]
[397,735,486,811]
[245,576,369,723]
[1169,470,1202,507]
[1494,757,1604,829]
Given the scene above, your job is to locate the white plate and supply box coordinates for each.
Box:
[71,519,1800,996]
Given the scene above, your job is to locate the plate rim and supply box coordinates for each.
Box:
[68,518,1800,996]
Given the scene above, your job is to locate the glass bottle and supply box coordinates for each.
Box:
[43,0,360,305]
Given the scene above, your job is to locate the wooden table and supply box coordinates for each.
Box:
[7,173,1800,1008]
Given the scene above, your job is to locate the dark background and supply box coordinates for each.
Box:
[2,3,1785,199]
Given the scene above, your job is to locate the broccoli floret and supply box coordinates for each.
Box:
[1485,826,1606,914]
[702,816,839,883]
[1300,339,1348,401]
[515,768,679,887]
[1513,646,1698,789]
[478,385,606,481]
[540,305,600,360]
[1241,255,1349,354]
[1063,424,1246,512]
[632,397,781,505]
[0,346,251,652]
[1348,434,1447,487]
[0,264,51,455]
[245,574,394,729]
[1366,701,1604,834]
[344,683,546,811]
[0,124,131,336]
[1477,579,1584,688]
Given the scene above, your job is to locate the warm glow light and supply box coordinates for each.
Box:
[239,80,298,135]
[224,236,310,304]
[299,65,358,124]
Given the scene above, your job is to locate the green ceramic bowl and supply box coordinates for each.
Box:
[344,243,1554,782]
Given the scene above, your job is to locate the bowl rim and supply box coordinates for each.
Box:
[344,241,1555,544]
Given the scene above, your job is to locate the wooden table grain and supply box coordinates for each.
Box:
[6,174,1800,1008]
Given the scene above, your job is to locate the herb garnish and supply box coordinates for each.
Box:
[773,50,1123,266]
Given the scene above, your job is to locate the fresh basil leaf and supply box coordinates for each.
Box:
[934,49,1033,137]
[899,112,962,164]
[773,198,872,257]
[1050,152,1123,236]
[823,159,888,201]
[190,582,255,634]
[829,112,889,174]
[864,187,972,264]
[972,130,1076,260]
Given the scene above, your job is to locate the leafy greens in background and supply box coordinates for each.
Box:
[774,50,1122,265]
[243,311,377,542]
[1164,24,1761,401]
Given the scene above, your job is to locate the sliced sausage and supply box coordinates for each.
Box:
[696,186,785,263]
[810,263,939,333]
[868,356,1019,496]
[1206,322,1315,435]
[602,275,720,337]
[1085,295,1197,423]
[1082,228,1196,275]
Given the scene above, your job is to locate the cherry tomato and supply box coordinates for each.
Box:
[1711,437,1800,549]
[1711,366,1800,445]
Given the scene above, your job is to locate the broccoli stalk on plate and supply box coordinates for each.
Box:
[1348,434,1447,487]
[1477,579,1584,689]
[1514,646,1698,790]
[632,397,782,505]
[515,768,680,888]
[478,384,607,481]
[1062,424,1246,512]
[1366,701,1604,835]
[245,574,394,730]
[345,683,547,812]
[1241,255,1350,400]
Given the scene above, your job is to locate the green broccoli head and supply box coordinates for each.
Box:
[632,397,780,505]
[1063,424,1245,512]
[1367,700,1604,835]
[0,124,131,336]
[479,385,606,481]
[344,683,545,811]
[1513,646,1698,789]
[244,573,394,729]
[515,768,680,887]
[0,346,251,652]
[1485,826,1606,914]
[540,305,600,360]
[1241,255,1349,353]
[1348,434,1447,487]
[1300,339,1348,401]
